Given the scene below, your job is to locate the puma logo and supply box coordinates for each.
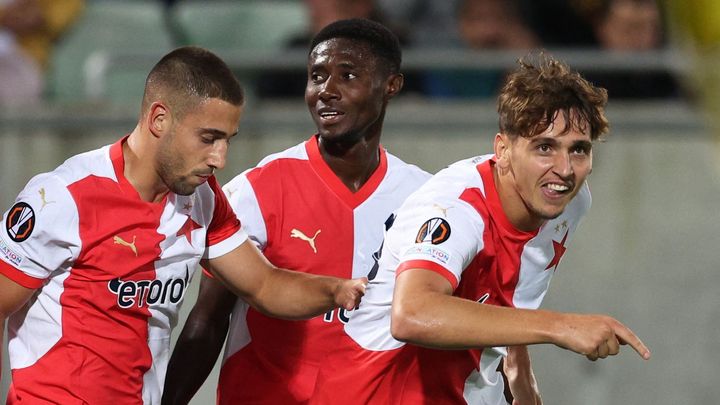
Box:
[113,235,138,256]
[39,188,56,210]
[432,204,451,217]
[290,228,321,254]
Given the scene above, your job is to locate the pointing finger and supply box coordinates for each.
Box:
[614,323,651,360]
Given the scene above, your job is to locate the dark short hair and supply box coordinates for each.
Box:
[310,18,402,74]
[142,46,244,117]
[498,53,609,141]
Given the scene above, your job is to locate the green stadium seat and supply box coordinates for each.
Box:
[172,0,308,51]
[169,0,309,100]
[46,1,174,105]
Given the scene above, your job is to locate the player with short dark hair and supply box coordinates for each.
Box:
[0,45,366,404]
[311,54,650,405]
[162,19,430,405]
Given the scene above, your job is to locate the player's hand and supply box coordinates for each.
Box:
[504,346,543,405]
[334,277,368,310]
[553,313,651,361]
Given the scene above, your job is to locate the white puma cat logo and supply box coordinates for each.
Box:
[432,204,451,217]
[39,188,56,210]
[290,228,321,254]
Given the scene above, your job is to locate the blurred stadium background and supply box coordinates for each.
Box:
[2,0,719,404]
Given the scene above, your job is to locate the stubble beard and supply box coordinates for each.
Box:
[157,137,196,196]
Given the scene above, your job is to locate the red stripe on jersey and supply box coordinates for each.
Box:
[0,260,44,289]
[11,141,164,403]
[305,135,388,209]
[396,259,459,290]
[311,332,403,404]
[206,176,241,246]
[219,139,365,403]
[455,160,538,307]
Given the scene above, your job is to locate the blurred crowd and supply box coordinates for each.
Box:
[0,0,83,105]
[1,0,716,106]
[256,0,681,100]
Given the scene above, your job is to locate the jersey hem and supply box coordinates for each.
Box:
[0,259,44,288]
[396,259,459,289]
[205,228,249,260]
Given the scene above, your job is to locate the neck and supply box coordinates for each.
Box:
[493,163,544,232]
[318,132,382,193]
[124,126,169,203]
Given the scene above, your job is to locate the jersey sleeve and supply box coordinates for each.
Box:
[0,174,80,288]
[204,176,247,260]
[388,194,485,290]
[222,168,267,251]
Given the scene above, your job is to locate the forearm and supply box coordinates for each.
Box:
[504,345,542,405]
[391,290,560,349]
[162,314,229,405]
[248,268,344,320]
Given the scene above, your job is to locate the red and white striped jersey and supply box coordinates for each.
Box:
[0,137,246,404]
[312,154,590,405]
[215,135,430,404]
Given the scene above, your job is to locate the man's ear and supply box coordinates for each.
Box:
[147,102,170,138]
[385,73,404,99]
[494,132,511,169]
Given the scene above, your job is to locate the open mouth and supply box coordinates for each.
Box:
[318,108,344,123]
[542,182,572,197]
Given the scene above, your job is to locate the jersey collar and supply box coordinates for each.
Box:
[305,134,388,209]
[478,157,539,239]
[110,136,168,205]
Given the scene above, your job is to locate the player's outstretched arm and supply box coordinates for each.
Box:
[0,273,36,379]
[206,240,367,320]
[162,275,236,405]
[391,268,651,361]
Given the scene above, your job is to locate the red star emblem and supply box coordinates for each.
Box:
[545,230,569,271]
[177,215,201,246]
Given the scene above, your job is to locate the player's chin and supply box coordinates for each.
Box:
[533,202,568,221]
[170,179,200,196]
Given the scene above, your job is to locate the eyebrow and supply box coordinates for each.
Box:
[200,128,237,138]
[530,136,592,150]
[572,140,593,150]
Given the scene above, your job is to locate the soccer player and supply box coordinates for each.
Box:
[0,46,366,404]
[162,19,430,405]
[311,54,651,404]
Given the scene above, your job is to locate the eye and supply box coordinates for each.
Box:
[343,71,357,80]
[571,144,591,155]
[200,136,214,144]
[310,71,325,83]
[537,143,552,153]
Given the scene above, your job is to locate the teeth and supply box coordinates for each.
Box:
[547,183,569,192]
[320,112,339,117]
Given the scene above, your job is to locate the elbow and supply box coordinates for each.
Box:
[390,298,423,343]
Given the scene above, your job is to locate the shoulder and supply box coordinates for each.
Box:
[382,152,432,197]
[55,144,116,186]
[385,151,432,181]
[414,155,492,201]
[225,142,309,190]
[255,142,308,168]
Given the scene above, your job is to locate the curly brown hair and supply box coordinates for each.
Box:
[497,53,609,141]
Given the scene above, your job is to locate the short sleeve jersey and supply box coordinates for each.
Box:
[215,135,430,404]
[312,155,591,405]
[0,137,247,405]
